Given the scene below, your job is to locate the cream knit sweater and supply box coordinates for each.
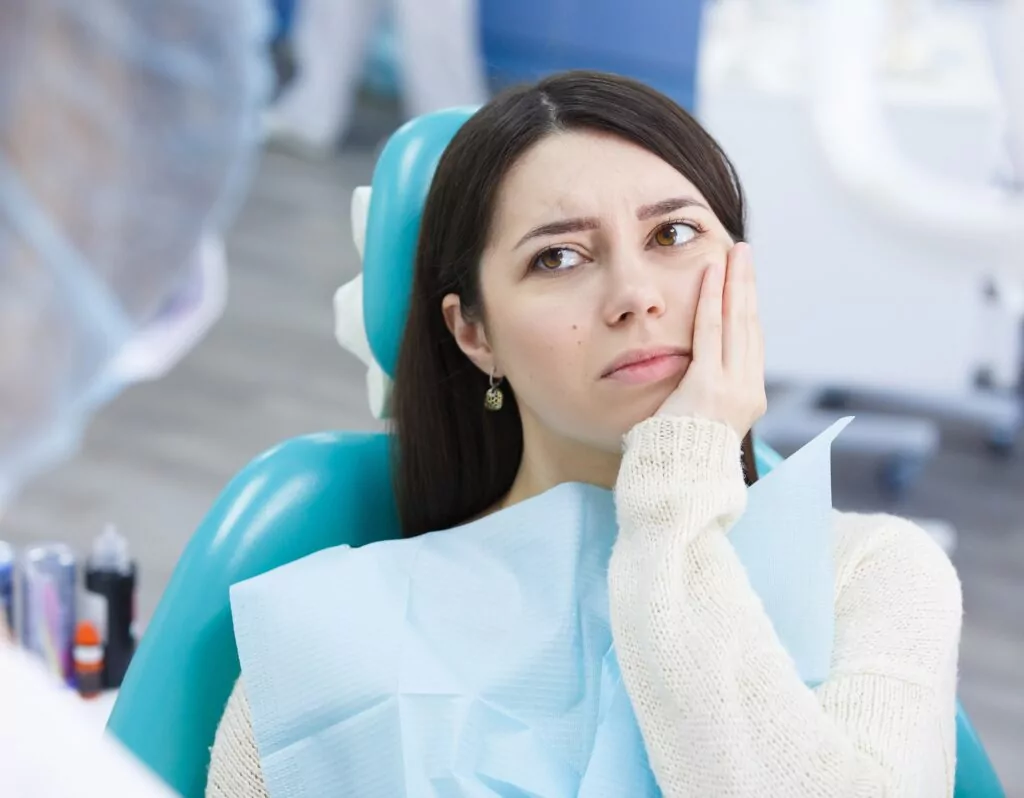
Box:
[207,416,962,798]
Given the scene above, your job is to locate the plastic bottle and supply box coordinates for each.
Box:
[83,525,137,689]
[74,621,104,698]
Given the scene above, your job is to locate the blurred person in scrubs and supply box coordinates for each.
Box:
[0,0,268,793]
[265,0,487,154]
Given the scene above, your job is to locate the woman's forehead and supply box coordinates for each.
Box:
[489,130,705,240]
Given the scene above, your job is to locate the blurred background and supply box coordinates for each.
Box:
[1,0,1022,792]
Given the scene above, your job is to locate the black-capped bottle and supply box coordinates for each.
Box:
[83,525,137,689]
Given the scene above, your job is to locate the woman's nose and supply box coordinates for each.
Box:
[602,260,666,326]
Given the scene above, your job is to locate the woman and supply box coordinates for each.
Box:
[208,71,961,797]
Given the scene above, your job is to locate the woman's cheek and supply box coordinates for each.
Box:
[502,315,587,398]
[678,240,729,291]
[685,234,730,267]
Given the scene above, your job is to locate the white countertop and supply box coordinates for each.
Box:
[74,688,119,732]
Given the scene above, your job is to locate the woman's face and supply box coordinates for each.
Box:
[445,130,735,456]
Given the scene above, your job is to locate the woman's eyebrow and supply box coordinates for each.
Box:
[513,196,709,249]
[636,196,710,220]
[514,217,600,249]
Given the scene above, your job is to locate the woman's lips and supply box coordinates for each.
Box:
[602,351,689,385]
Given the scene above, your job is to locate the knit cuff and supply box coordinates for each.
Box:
[623,415,744,483]
[616,416,747,542]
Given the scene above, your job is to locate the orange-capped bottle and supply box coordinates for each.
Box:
[74,620,104,699]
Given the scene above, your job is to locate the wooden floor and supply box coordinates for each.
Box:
[3,144,1022,791]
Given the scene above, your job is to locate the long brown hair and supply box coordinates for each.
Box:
[391,70,758,538]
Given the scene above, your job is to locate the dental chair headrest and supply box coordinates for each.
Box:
[363,107,478,377]
[334,108,477,418]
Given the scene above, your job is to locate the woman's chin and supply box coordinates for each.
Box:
[604,393,675,438]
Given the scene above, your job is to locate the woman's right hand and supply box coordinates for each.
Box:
[655,243,767,438]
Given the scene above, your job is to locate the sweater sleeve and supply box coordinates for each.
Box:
[206,678,269,798]
[609,415,962,798]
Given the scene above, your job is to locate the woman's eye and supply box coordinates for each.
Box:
[653,222,698,247]
[533,247,584,272]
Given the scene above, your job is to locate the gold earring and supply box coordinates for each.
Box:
[484,370,504,411]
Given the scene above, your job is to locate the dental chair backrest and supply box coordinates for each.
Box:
[105,109,1003,798]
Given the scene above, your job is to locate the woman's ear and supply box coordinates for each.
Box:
[442,294,495,376]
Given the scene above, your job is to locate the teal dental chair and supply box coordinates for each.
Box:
[106,109,1004,798]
